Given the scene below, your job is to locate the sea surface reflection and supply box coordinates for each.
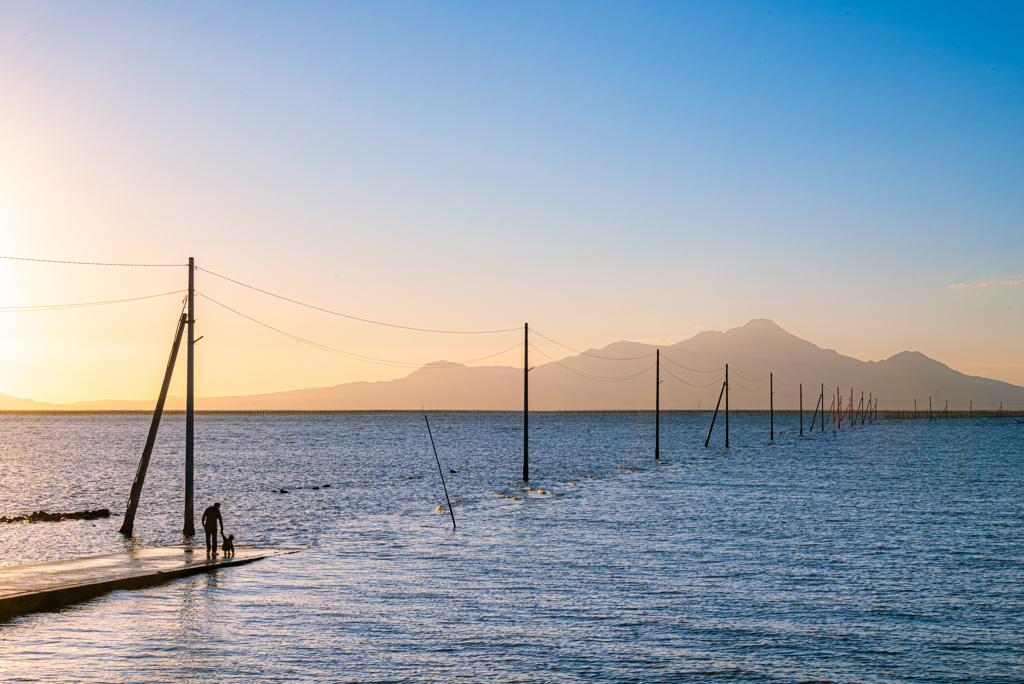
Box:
[1,412,1022,682]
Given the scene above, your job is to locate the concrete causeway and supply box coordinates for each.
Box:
[0,546,290,620]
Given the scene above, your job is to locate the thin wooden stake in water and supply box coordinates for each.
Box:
[424,414,456,529]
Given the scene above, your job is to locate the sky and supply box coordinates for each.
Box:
[1,1,1022,403]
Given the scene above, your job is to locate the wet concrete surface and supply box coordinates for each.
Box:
[0,545,291,619]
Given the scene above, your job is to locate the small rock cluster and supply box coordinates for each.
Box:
[0,508,111,524]
[276,484,331,494]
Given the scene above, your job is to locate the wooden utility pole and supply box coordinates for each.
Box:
[121,313,187,536]
[725,364,729,448]
[523,323,529,482]
[655,349,660,461]
[770,373,774,441]
[184,257,196,536]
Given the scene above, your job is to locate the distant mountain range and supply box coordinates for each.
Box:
[2,319,1022,411]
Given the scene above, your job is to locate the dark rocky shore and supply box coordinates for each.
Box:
[0,509,111,524]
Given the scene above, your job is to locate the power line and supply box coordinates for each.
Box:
[199,292,522,369]
[659,365,724,388]
[529,329,657,361]
[0,255,186,267]
[197,266,519,335]
[728,369,769,382]
[658,355,725,373]
[528,343,655,382]
[728,377,770,392]
[0,290,187,312]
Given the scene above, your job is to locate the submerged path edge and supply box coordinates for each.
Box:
[0,547,295,621]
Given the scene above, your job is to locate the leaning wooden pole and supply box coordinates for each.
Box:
[184,257,196,536]
[424,414,456,529]
[655,349,660,461]
[523,323,529,483]
[120,312,187,536]
[705,380,726,447]
[809,392,821,432]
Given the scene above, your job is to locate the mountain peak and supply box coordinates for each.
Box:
[743,317,781,327]
[733,318,789,336]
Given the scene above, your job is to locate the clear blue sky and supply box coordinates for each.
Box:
[1,1,1022,401]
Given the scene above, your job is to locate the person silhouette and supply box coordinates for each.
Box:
[201,502,224,556]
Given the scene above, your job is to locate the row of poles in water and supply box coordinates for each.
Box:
[698,367,878,449]
[31,256,999,534]
[519,327,878,482]
[112,263,881,527]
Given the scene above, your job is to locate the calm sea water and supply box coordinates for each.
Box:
[0,412,1021,682]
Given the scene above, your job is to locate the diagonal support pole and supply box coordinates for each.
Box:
[705,380,726,447]
[120,312,187,536]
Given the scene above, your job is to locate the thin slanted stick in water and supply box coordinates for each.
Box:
[424,413,456,529]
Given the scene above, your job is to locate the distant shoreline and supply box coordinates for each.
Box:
[2,409,1021,416]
